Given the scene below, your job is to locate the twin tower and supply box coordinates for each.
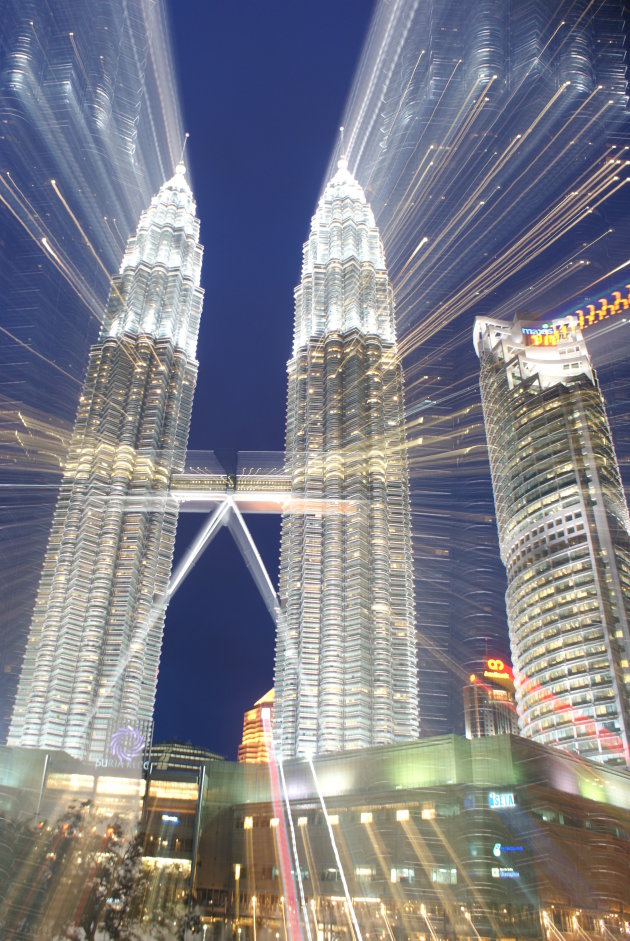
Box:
[7,158,419,762]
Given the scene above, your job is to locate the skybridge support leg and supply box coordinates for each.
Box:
[227,501,280,625]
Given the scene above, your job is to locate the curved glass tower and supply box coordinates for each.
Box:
[474,316,630,766]
[274,158,419,758]
[7,165,204,761]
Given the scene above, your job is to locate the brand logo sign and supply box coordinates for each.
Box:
[488,791,516,809]
[492,867,520,879]
[483,658,513,681]
[521,285,630,346]
[109,726,146,763]
[493,842,524,856]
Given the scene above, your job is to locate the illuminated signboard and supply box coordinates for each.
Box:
[161,814,179,824]
[521,284,630,346]
[109,726,146,763]
[492,867,520,879]
[483,658,513,681]
[493,842,524,856]
[488,791,515,809]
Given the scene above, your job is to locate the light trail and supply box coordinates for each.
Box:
[382,57,465,217]
[0,325,81,386]
[395,94,614,302]
[306,755,364,941]
[263,710,304,941]
[277,757,313,941]
[362,820,414,939]
[0,174,105,323]
[398,160,627,354]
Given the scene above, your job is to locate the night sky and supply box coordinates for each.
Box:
[153,1,375,757]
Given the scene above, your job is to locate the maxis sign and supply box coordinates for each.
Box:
[521,284,630,346]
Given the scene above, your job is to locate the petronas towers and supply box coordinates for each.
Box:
[8,156,419,762]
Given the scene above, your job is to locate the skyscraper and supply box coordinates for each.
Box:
[474,315,630,766]
[238,689,274,764]
[273,157,419,759]
[463,656,518,739]
[7,164,204,761]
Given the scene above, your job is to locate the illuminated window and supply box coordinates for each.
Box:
[396,809,409,822]
[244,816,253,830]
[360,811,373,824]
[391,867,415,884]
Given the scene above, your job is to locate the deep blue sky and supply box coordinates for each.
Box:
[154,1,375,757]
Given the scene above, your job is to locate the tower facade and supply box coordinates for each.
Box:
[474,316,630,766]
[273,158,419,759]
[7,165,203,761]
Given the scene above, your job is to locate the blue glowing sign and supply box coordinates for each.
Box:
[488,791,515,809]
[161,814,179,824]
[494,842,523,856]
[492,866,520,879]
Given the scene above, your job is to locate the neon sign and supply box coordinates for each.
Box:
[161,814,180,824]
[492,867,520,879]
[522,284,630,346]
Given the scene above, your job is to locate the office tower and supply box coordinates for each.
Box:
[7,164,204,761]
[474,315,630,766]
[238,689,274,764]
[330,0,628,737]
[463,656,518,739]
[273,158,419,759]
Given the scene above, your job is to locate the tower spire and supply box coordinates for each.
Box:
[179,131,190,166]
[338,125,347,170]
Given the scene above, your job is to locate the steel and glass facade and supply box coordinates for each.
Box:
[274,159,419,758]
[475,317,630,766]
[7,166,204,761]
